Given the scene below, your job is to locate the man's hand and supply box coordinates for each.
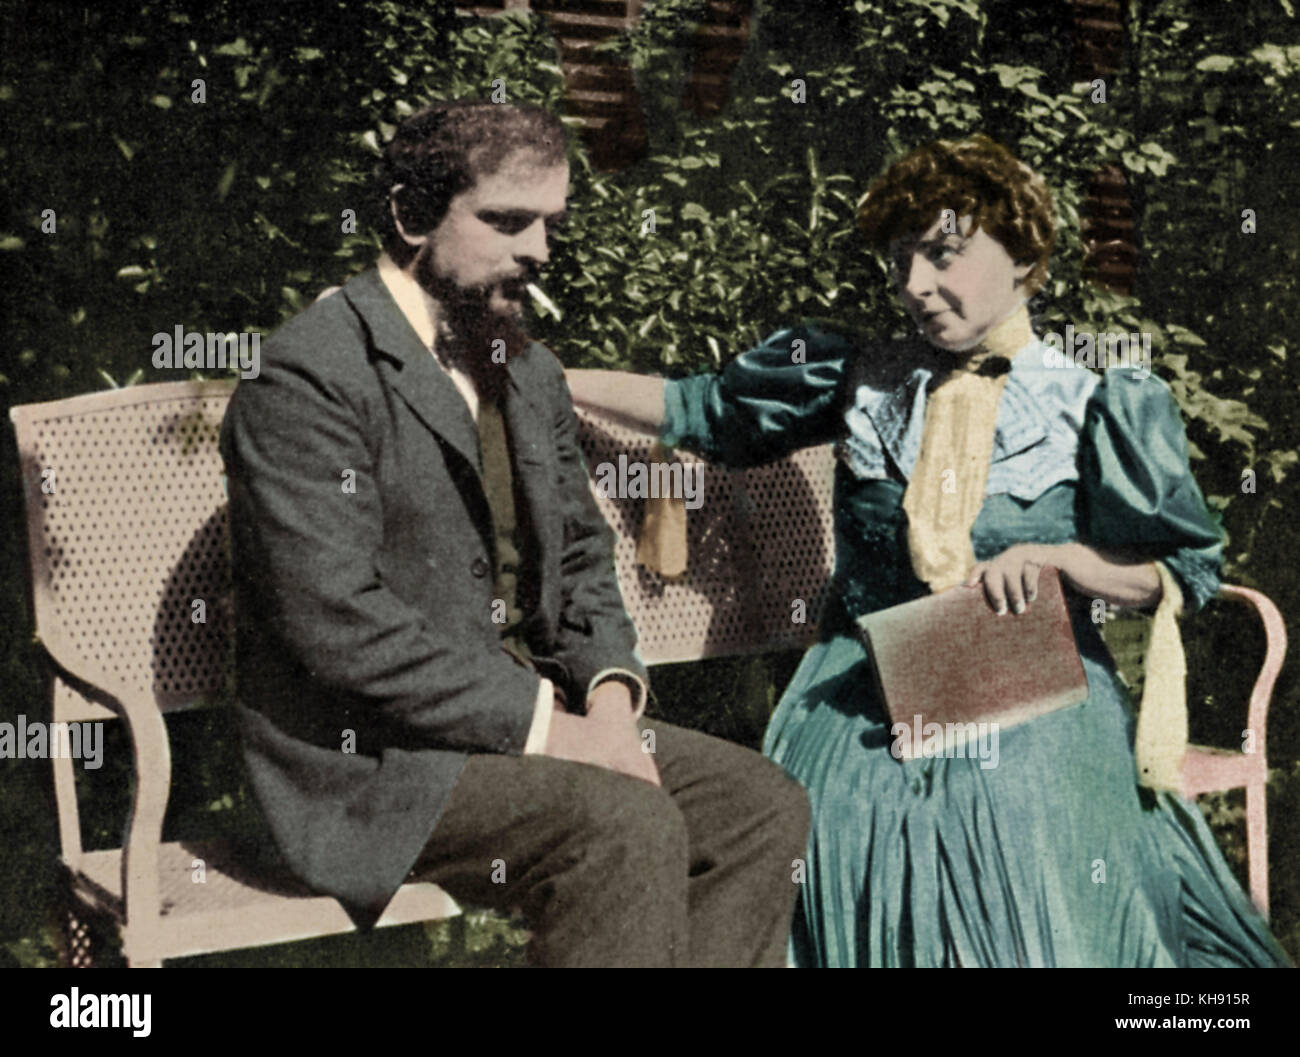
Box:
[541,682,660,786]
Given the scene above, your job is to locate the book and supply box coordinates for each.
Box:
[856,567,1089,762]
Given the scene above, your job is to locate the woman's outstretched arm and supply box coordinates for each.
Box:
[567,325,854,466]
[565,369,666,435]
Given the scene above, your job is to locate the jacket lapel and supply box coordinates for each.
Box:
[343,268,563,619]
[341,269,483,479]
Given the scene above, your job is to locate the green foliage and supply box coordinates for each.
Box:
[0,1,565,399]
[536,0,1235,419]
[1127,1,1300,569]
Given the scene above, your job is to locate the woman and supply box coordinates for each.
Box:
[566,135,1289,967]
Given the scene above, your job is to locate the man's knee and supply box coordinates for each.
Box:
[564,774,689,879]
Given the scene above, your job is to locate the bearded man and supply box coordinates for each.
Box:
[218,101,808,967]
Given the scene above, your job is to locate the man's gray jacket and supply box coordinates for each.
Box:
[219,267,646,923]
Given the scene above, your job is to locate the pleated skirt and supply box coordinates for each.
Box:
[761,632,1291,967]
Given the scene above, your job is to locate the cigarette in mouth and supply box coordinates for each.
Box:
[527,282,562,320]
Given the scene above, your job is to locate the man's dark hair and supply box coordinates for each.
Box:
[377,100,568,264]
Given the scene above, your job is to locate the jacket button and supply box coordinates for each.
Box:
[471,557,489,578]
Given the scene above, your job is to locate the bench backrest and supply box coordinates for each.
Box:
[577,410,835,663]
[11,382,236,726]
[10,381,836,729]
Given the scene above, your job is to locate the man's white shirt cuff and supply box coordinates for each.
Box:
[588,668,648,719]
[523,677,555,755]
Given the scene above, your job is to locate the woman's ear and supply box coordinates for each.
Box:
[1012,258,1034,289]
[389,185,429,248]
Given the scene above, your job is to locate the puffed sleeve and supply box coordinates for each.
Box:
[661,322,856,467]
[1079,369,1224,612]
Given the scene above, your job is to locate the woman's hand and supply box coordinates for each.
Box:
[965,542,1164,614]
[964,543,1055,615]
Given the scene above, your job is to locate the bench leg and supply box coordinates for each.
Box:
[1245,780,1269,919]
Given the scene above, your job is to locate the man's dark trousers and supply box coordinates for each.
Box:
[414,720,808,968]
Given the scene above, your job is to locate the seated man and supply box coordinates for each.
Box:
[218,100,809,967]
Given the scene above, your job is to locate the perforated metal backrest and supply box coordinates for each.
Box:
[574,407,836,664]
[10,382,236,722]
[10,383,836,729]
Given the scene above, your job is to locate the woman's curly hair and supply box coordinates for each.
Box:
[856,135,1056,296]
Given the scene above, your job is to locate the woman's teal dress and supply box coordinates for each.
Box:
[662,323,1290,968]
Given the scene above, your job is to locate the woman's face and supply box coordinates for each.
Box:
[889,213,1033,353]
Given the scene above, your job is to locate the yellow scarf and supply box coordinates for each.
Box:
[901,304,1029,591]
[1134,562,1187,790]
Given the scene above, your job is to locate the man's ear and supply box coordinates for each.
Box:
[389,185,429,249]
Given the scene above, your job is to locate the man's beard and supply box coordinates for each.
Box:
[416,251,533,400]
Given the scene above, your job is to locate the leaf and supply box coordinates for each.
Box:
[1121,150,1146,174]
[1250,43,1289,73]
[0,235,24,251]
[1166,323,1207,347]
[150,94,173,109]
[216,161,237,200]
[115,265,148,279]
[991,63,1039,88]
[1264,449,1299,484]
[681,202,710,223]
[1195,55,1236,72]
